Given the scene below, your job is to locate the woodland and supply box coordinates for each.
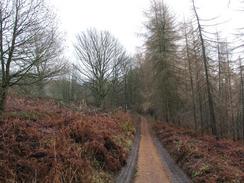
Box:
[0,0,243,182]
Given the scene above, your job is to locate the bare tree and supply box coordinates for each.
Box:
[74,28,129,107]
[183,22,198,130]
[23,23,66,97]
[192,0,218,137]
[0,0,61,112]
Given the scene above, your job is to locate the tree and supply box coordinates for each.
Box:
[238,57,244,139]
[74,28,129,107]
[181,21,208,132]
[192,0,218,137]
[22,25,66,97]
[0,0,60,113]
[183,22,198,130]
[143,0,181,122]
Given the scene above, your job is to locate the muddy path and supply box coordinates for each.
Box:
[134,118,170,183]
[116,116,191,183]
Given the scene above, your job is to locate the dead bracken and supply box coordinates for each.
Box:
[0,96,135,183]
[154,123,244,183]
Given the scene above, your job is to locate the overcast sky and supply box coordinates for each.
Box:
[50,0,243,59]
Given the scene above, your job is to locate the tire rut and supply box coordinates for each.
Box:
[116,116,191,183]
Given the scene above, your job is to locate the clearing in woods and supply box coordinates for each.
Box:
[135,118,170,183]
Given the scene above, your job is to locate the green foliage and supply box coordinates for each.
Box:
[114,135,133,152]
[191,163,211,178]
[91,170,113,183]
[121,121,136,135]
[112,120,135,151]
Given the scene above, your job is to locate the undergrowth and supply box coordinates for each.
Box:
[0,96,135,182]
[154,123,244,183]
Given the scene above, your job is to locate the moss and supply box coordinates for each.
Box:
[191,163,211,178]
[121,121,136,135]
[113,135,133,152]
[6,111,41,121]
[91,169,113,183]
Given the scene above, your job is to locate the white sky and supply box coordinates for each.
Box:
[50,0,243,59]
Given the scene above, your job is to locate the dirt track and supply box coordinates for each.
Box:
[134,118,170,183]
[116,116,191,183]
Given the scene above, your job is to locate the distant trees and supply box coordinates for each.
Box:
[30,26,66,97]
[17,20,66,98]
[74,29,130,107]
[0,0,64,112]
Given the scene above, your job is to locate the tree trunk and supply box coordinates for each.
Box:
[124,74,128,111]
[38,81,45,97]
[227,52,234,138]
[184,26,198,130]
[0,87,8,114]
[240,59,244,140]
